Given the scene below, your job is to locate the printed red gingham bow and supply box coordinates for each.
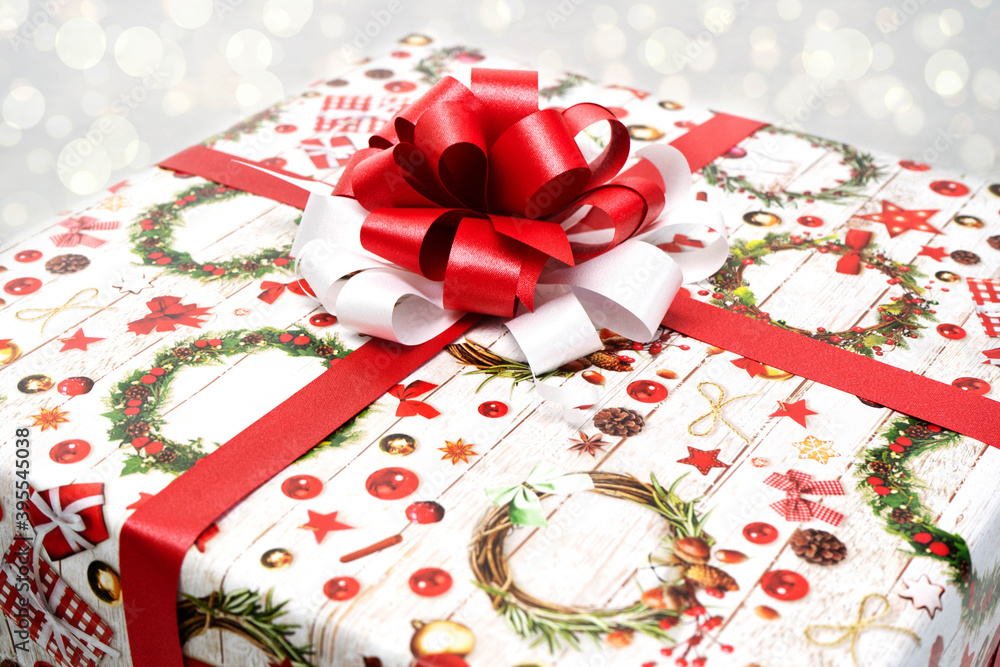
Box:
[389,380,440,419]
[765,469,845,526]
[49,215,118,248]
[968,277,1000,338]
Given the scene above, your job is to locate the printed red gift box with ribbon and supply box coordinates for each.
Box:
[4,37,1000,667]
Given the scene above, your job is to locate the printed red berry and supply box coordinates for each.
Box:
[293,335,311,345]
[194,340,208,348]
[140,374,157,384]
[208,338,222,346]
[720,645,734,653]
[279,333,293,343]
[913,532,933,544]
[928,541,949,556]
[150,367,165,376]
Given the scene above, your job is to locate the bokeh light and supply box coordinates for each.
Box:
[55,18,106,70]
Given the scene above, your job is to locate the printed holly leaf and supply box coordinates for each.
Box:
[120,456,149,476]
[733,286,757,307]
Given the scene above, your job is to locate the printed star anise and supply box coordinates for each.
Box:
[568,430,609,457]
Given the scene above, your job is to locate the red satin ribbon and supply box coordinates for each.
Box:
[120,316,478,667]
[835,229,873,275]
[124,104,1000,667]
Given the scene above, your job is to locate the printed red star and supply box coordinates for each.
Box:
[676,446,730,476]
[959,644,975,667]
[300,510,353,544]
[731,356,767,378]
[126,492,154,511]
[982,348,1000,366]
[918,245,949,262]
[58,328,105,352]
[769,399,818,427]
[855,200,941,238]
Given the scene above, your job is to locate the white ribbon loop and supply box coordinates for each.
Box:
[240,147,728,377]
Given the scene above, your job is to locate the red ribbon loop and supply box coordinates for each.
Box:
[835,229,874,275]
[389,380,441,419]
[327,68,663,318]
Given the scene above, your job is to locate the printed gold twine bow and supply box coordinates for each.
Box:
[687,382,754,444]
[15,288,112,334]
[804,593,920,666]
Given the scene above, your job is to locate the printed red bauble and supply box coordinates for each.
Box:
[323,576,360,601]
[743,522,778,545]
[406,501,445,524]
[409,568,452,597]
[761,570,809,601]
[366,467,419,500]
[57,376,94,396]
[49,439,91,463]
[477,401,508,418]
[281,475,323,500]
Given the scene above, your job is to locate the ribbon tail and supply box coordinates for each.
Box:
[407,400,441,419]
[836,253,862,275]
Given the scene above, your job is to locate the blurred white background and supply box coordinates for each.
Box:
[1,0,998,243]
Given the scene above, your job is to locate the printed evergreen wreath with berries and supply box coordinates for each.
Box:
[701,126,887,208]
[472,473,737,663]
[129,182,295,281]
[709,232,936,358]
[103,327,349,476]
[857,415,1000,629]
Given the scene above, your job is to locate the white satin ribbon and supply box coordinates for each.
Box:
[976,303,1000,318]
[246,145,726,376]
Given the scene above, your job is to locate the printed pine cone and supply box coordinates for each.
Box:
[177,262,197,271]
[173,347,194,359]
[125,421,151,438]
[988,235,1000,250]
[315,345,337,357]
[593,407,644,437]
[586,350,633,372]
[790,528,846,566]
[242,333,264,345]
[157,449,178,464]
[950,249,980,265]
[891,507,914,524]
[868,460,892,476]
[125,385,151,401]
[241,261,259,271]
[684,564,738,592]
[904,423,934,440]
[44,253,90,274]
[141,237,160,247]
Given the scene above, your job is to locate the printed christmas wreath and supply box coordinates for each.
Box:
[103,326,350,476]
[701,126,887,207]
[857,415,1000,629]
[472,473,738,658]
[709,231,936,358]
[129,182,294,281]
[179,587,314,666]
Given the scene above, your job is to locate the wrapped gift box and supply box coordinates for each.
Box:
[2,35,1000,667]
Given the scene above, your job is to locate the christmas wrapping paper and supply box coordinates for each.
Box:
[3,35,1000,667]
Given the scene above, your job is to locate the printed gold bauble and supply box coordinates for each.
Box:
[410,619,475,657]
[757,364,793,381]
[0,340,20,366]
[87,561,122,606]
[260,548,293,569]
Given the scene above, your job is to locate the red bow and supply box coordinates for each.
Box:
[50,215,118,248]
[389,380,440,419]
[127,296,211,335]
[26,483,109,561]
[257,279,315,304]
[658,233,705,254]
[835,229,873,275]
[331,68,671,318]
[764,470,845,526]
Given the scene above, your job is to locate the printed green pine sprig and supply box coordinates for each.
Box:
[129,183,295,282]
[415,46,484,84]
[539,72,589,101]
[856,415,972,591]
[701,127,887,207]
[104,327,348,476]
[178,588,314,667]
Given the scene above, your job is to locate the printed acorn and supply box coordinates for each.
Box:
[673,537,711,565]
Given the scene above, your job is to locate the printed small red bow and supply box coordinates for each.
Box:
[765,469,845,526]
[301,136,355,169]
[26,483,109,561]
[257,279,314,304]
[389,380,440,419]
[127,296,211,335]
[835,229,874,275]
[658,233,705,254]
[50,215,118,248]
